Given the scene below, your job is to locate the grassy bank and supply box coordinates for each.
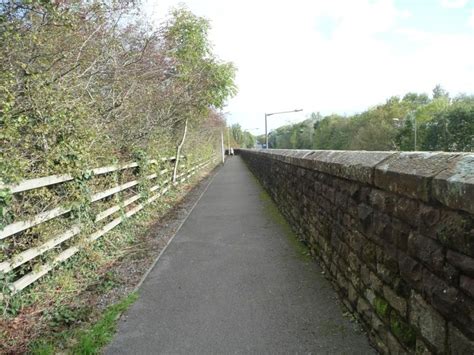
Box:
[0,167,217,353]
[30,293,138,354]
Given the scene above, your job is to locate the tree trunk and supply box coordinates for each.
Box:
[172,118,188,183]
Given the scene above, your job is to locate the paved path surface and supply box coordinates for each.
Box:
[106,157,375,354]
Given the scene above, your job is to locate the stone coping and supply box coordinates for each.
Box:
[236,149,474,215]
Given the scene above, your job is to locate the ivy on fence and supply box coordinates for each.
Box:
[0,155,215,301]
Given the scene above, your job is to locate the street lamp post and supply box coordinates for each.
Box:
[265,109,303,148]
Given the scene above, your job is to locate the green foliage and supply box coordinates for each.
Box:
[29,293,138,354]
[70,293,138,354]
[230,123,256,148]
[374,296,390,319]
[433,84,449,100]
[313,115,350,150]
[46,304,91,329]
[268,118,316,149]
[1,1,234,184]
[2,164,209,353]
[0,188,13,230]
[0,0,232,268]
[268,87,473,152]
[96,271,120,293]
[0,4,233,349]
[165,8,211,72]
[164,6,237,115]
[29,341,55,355]
[390,311,416,349]
[422,100,474,151]
[203,60,238,110]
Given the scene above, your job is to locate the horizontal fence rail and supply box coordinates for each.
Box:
[0,156,214,296]
[0,156,181,194]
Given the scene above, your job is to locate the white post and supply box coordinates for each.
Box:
[221,131,225,163]
[227,125,231,155]
[265,113,268,149]
[172,118,188,183]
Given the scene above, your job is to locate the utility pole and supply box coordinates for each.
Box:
[265,109,303,149]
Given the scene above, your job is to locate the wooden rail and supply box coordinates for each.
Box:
[0,156,213,295]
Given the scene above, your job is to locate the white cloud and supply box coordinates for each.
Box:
[440,0,469,8]
[143,0,474,133]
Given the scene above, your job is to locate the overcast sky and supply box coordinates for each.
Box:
[144,0,474,134]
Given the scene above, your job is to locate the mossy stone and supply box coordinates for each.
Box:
[390,311,416,349]
[374,296,390,320]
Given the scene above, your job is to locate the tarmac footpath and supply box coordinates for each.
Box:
[105,156,375,354]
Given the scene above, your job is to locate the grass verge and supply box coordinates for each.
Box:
[30,292,138,354]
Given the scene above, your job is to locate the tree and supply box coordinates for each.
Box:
[1,1,237,184]
[423,100,474,151]
[268,89,472,152]
[230,124,244,145]
[402,92,430,108]
[162,7,237,181]
[313,115,351,150]
[242,131,256,148]
[433,84,449,100]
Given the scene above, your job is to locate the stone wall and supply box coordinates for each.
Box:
[237,149,474,354]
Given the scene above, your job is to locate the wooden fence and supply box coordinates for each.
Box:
[0,156,214,296]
